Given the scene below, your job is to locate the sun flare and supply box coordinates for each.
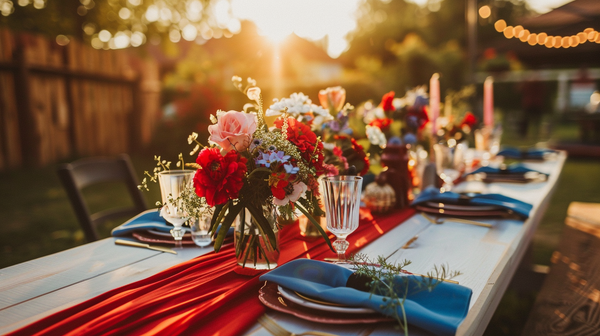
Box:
[231,0,361,57]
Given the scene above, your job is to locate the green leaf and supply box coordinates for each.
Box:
[296,202,334,252]
[213,201,244,252]
[246,203,278,251]
[209,202,228,235]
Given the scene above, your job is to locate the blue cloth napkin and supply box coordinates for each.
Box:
[111,210,233,237]
[412,187,533,219]
[260,259,472,336]
[466,163,546,176]
[111,210,181,236]
[497,147,556,160]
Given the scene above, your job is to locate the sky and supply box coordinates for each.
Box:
[231,0,574,58]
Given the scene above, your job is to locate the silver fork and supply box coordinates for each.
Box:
[258,315,339,336]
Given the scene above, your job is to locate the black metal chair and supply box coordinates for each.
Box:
[57,154,147,242]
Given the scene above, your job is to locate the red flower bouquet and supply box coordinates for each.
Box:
[186,77,332,269]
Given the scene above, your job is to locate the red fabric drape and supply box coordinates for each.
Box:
[9,209,415,336]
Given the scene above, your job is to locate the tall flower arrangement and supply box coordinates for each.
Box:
[189,77,332,254]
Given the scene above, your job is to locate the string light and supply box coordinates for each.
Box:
[494,20,600,48]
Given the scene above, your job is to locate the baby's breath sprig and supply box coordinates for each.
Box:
[164,186,211,221]
[350,253,461,336]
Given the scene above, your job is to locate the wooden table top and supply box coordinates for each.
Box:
[0,151,567,336]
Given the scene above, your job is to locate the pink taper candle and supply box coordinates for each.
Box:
[429,73,440,136]
[483,76,494,127]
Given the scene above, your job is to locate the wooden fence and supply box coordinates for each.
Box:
[0,29,161,170]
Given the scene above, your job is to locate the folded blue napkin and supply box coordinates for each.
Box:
[412,187,533,219]
[111,210,232,237]
[466,163,546,176]
[111,210,179,236]
[260,259,472,336]
[497,147,556,160]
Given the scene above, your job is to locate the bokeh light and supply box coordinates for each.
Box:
[494,20,506,32]
[98,30,112,42]
[478,5,491,19]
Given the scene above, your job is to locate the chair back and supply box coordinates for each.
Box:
[58,154,147,242]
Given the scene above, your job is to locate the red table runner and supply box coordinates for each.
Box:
[9,208,415,336]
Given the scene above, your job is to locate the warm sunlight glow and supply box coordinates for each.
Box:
[231,0,361,58]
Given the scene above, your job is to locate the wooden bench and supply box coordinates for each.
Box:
[522,202,600,335]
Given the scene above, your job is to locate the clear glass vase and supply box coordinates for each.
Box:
[234,204,279,270]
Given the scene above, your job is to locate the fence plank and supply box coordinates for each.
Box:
[0,30,159,170]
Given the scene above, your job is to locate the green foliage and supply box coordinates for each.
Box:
[351,253,461,335]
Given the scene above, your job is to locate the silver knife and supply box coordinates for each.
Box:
[115,239,177,254]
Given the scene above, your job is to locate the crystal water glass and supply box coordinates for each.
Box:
[190,213,212,247]
[321,176,363,263]
[158,170,195,248]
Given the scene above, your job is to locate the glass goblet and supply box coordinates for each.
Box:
[157,170,195,248]
[320,175,363,263]
[190,212,212,247]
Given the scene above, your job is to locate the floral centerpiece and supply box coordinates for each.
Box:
[187,77,331,269]
[267,86,370,177]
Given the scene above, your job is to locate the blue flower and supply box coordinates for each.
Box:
[403,133,417,144]
[388,136,403,146]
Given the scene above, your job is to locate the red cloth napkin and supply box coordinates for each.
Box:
[8,208,415,336]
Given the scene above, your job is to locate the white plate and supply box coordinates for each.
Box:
[147,229,191,237]
[425,202,500,211]
[277,285,376,314]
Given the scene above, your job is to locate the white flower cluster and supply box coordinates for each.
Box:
[366,125,387,148]
[266,92,329,117]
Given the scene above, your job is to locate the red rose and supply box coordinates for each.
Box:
[193,147,247,206]
[368,118,393,132]
[460,112,477,128]
[381,91,395,112]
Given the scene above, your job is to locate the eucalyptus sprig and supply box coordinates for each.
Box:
[350,253,461,336]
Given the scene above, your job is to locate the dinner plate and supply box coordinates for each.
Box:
[147,229,191,237]
[277,285,376,314]
[424,202,500,211]
[258,282,393,324]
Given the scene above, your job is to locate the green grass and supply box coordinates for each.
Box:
[0,155,161,269]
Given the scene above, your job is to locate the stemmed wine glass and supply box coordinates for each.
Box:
[157,170,195,248]
[321,176,363,263]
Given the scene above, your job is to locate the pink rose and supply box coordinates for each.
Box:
[208,110,257,153]
[318,86,346,112]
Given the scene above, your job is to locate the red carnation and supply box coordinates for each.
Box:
[193,147,247,206]
[350,138,370,176]
[381,91,395,112]
[460,112,477,128]
[274,117,325,175]
[268,172,289,200]
[368,118,393,132]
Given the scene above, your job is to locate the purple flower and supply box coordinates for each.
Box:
[284,163,299,174]
[255,150,290,167]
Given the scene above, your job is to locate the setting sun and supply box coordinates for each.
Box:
[231,0,361,57]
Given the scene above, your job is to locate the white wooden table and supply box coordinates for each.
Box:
[0,152,566,336]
